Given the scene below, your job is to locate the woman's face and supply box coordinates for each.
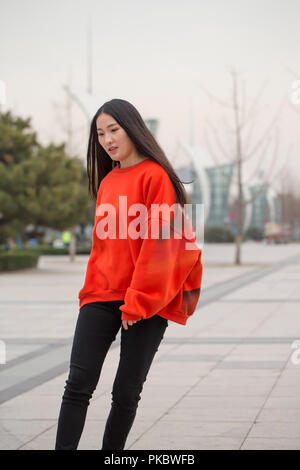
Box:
[96,112,137,164]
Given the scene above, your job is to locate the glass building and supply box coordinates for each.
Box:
[177,162,235,228]
[205,164,234,226]
[247,183,282,229]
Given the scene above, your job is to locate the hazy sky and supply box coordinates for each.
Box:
[1,0,300,191]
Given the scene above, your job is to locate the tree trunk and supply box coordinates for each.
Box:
[235,169,243,265]
[7,237,16,251]
[69,227,76,262]
[235,232,242,265]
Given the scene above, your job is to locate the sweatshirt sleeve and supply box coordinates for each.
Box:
[119,167,201,322]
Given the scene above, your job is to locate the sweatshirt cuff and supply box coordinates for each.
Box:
[119,305,143,322]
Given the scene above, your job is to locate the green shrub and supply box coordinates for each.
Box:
[204,226,234,243]
[7,244,92,256]
[244,227,264,241]
[0,250,39,271]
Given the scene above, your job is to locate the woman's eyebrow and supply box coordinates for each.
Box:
[97,123,117,131]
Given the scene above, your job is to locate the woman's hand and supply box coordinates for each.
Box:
[122,319,138,330]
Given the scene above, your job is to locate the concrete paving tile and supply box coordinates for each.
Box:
[224,351,291,361]
[241,438,300,450]
[79,421,109,450]
[153,344,176,357]
[139,393,188,408]
[18,417,149,451]
[15,444,35,450]
[88,391,179,423]
[285,360,300,370]
[18,425,58,450]
[163,407,260,422]
[258,408,300,422]
[197,377,276,389]
[226,344,291,352]
[130,434,244,450]
[200,369,280,379]
[0,419,56,450]
[19,418,163,450]
[89,394,169,423]
[186,384,271,397]
[248,421,300,439]
[0,394,63,419]
[169,344,233,355]
[20,418,136,451]
[217,360,285,369]
[173,395,265,408]
[140,376,202,387]
[79,396,111,421]
[0,428,27,450]
[201,265,257,289]
[20,376,67,396]
[81,419,157,450]
[2,246,300,450]
[142,384,192,393]
[4,344,45,362]
[145,372,203,386]
[130,420,252,440]
[278,372,300,384]
[149,360,211,372]
[160,356,224,364]
[270,386,300,397]
[263,396,300,409]
[134,406,171,421]
[0,305,78,339]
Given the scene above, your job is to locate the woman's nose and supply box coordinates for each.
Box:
[105,137,113,146]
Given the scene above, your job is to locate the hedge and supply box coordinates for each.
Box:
[0,250,40,271]
[2,244,92,256]
[204,226,235,243]
[0,244,92,271]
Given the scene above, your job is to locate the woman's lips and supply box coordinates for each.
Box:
[109,147,118,153]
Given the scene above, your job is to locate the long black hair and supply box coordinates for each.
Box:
[87,98,194,206]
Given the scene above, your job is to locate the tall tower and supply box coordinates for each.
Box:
[87,14,93,96]
[63,15,109,123]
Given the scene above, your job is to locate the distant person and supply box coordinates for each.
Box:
[54,98,203,450]
[62,230,71,247]
[28,238,38,247]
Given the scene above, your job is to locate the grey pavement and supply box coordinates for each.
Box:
[1,241,300,450]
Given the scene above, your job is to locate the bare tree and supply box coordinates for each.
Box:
[199,66,288,264]
[50,75,87,263]
[276,168,300,240]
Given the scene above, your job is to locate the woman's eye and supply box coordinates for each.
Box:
[98,129,118,137]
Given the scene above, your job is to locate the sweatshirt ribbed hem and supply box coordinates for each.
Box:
[79,290,127,309]
[120,305,188,325]
[155,310,188,325]
[79,293,188,325]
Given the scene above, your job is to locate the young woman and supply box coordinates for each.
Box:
[55,98,203,450]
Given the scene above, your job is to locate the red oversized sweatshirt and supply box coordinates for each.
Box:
[78,157,203,325]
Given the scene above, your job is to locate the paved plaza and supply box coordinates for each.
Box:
[1,242,300,450]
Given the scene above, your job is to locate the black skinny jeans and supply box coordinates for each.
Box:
[55,300,168,450]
